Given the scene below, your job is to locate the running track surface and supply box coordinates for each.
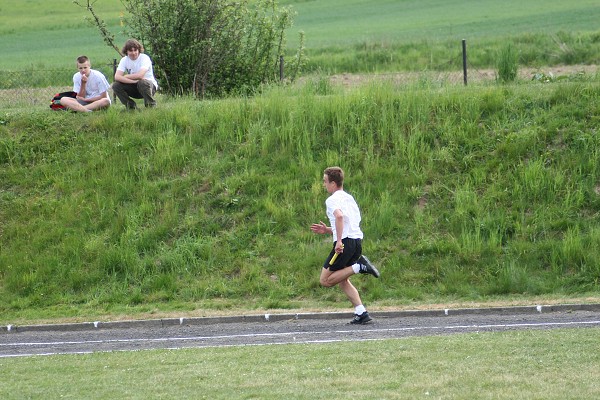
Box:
[2,307,599,358]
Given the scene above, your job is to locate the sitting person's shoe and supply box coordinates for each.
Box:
[358,255,380,278]
[350,311,373,325]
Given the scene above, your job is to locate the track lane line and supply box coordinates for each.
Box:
[2,319,599,355]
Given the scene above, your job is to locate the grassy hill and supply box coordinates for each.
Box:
[1,0,600,322]
[1,75,600,321]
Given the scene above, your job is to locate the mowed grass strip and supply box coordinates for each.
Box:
[2,328,599,399]
[1,0,599,69]
[283,0,600,46]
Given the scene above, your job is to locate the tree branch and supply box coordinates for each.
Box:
[73,0,123,57]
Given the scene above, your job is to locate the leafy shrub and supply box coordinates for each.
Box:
[79,0,304,97]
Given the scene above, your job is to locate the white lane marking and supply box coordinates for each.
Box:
[0,338,387,359]
[2,319,599,359]
[2,320,599,351]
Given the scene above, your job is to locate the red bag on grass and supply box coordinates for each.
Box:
[50,91,77,110]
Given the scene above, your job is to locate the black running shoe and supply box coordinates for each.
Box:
[350,311,373,325]
[358,255,380,278]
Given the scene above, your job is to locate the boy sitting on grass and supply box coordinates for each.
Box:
[60,55,111,113]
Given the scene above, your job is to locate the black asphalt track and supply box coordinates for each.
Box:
[2,304,599,358]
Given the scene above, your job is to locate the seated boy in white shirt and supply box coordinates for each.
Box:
[60,55,111,113]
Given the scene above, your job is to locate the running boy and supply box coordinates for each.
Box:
[60,56,111,112]
[310,166,380,324]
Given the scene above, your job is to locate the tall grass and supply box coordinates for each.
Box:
[1,73,600,319]
[300,30,600,74]
[496,42,519,83]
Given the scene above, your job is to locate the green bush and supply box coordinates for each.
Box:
[81,0,303,97]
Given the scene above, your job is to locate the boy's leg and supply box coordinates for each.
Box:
[321,268,370,323]
[59,97,89,112]
[319,238,366,287]
[320,268,363,308]
[112,81,139,109]
[319,267,354,287]
[137,79,157,107]
[338,278,363,308]
[85,98,111,111]
[357,255,380,278]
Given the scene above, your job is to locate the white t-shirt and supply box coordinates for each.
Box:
[325,190,364,241]
[117,53,158,89]
[73,69,111,102]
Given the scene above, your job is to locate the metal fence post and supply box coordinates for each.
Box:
[462,39,467,86]
[112,58,117,102]
[279,56,284,81]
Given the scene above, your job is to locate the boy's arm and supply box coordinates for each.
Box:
[114,68,148,83]
[125,68,148,81]
[333,209,344,252]
[310,221,332,234]
[77,78,87,98]
[73,74,85,98]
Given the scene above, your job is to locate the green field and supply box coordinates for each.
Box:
[0,0,126,70]
[282,0,600,46]
[1,0,599,71]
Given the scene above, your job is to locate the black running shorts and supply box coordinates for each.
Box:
[323,237,362,272]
